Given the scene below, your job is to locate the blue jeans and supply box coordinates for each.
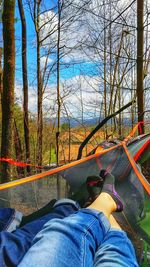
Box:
[18,203,138,267]
[0,199,80,267]
[0,207,22,232]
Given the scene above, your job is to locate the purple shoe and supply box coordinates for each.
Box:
[101,171,123,212]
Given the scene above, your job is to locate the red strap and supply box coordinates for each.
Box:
[0,158,43,169]
[138,121,144,135]
[87,181,100,186]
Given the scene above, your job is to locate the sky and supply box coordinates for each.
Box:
[13,0,150,120]
[15,1,99,83]
[14,0,103,118]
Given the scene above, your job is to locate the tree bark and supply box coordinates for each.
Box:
[0,48,2,97]
[18,0,30,173]
[137,0,144,133]
[108,30,124,116]
[1,0,15,182]
[34,0,43,166]
[103,0,107,138]
[14,119,24,176]
[56,0,61,199]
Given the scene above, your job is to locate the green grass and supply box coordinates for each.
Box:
[139,198,150,235]
[140,212,150,235]
[43,148,56,164]
[140,242,150,267]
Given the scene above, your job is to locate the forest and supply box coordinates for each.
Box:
[0,0,150,182]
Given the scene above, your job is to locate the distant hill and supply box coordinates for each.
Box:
[45,116,138,128]
[60,117,100,127]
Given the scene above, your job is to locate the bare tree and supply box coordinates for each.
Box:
[0,2,3,108]
[18,0,30,172]
[56,0,61,168]
[137,0,144,133]
[14,119,24,176]
[55,0,62,199]
[0,47,2,97]
[26,0,58,166]
[31,0,43,166]
[1,0,15,182]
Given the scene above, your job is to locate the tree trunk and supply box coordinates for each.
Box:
[118,84,122,137]
[108,30,124,116]
[137,0,144,133]
[14,119,24,177]
[1,0,15,182]
[18,0,30,173]
[103,0,107,138]
[0,48,2,97]
[35,1,43,166]
[109,0,113,133]
[56,0,61,199]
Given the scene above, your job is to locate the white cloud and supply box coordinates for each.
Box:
[40,56,54,67]
[15,83,37,113]
[15,75,102,118]
[38,0,140,65]
[40,10,58,45]
[16,0,150,120]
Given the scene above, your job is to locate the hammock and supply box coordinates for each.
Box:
[0,122,149,264]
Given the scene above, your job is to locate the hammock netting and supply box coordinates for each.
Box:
[0,124,149,264]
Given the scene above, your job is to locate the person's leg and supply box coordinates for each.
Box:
[94,215,139,267]
[18,175,119,267]
[18,172,138,267]
[18,207,111,267]
[89,172,138,267]
[0,199,80,267]
[20,199,57,226]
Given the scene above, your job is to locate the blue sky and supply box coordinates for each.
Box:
[15,1,99,87]
[14,1,103,117]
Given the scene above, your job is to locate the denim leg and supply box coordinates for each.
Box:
[0,208,23,232]
[94,229,139,267]
[0,199,79,267]
[18,209,110,267]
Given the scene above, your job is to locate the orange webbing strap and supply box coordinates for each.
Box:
[95,146,104,154]
[123,122,144,144]
[122,142,150,195]
[0,143,122,190]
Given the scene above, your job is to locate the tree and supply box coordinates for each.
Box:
[137,0,144,133]
[35,0,43,166]
[18,0,30,172]
[0,1,3,99]
[1,0,15,182]
[26,0,43,166]
[14,118,24,176]
[56,0,62,198]
[0,47,2,97]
